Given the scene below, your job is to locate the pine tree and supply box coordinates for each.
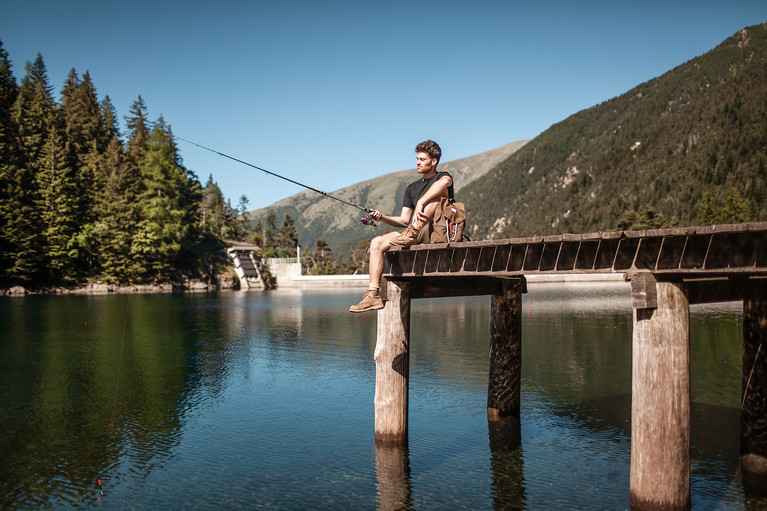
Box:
[59,69,105,276]
[201,174,227,235]
[37,117,80,284]
[13,54,54,168]
[5,53,56,285]
[125,96,150,166]
[263,209,278,257]
[92,133,135,283]
[302,239,336,275]
[251,219,264,247]
[0,40,20,286]
[278,214,299,257]
[131,117,198,281]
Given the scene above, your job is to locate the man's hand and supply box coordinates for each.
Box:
[415,203,430,226]
[369,209,383,221]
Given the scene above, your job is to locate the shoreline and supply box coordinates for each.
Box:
[3,273,629,296]
[2,278,236,296]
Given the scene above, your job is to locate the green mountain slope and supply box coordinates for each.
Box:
[463,23,767,239]
[248,140,528,253]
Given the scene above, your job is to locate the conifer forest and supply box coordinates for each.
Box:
[0,42,251,289]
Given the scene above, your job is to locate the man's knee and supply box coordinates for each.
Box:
[370,235,392,253]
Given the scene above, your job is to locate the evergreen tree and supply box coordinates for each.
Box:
[277,214,299,257]
[5,53,56,285]
[263,208,278,257]
[125,95,150,166]
[251,219,264,247]
[91,133,135,283]
[37,117,80,283]
[302,238,336,275]
[695,185,752,224]
[0,40,20,285]
[13,54,54,168]
[100,95,121,143]
[130,117,198,281]
[59,69,105,275]
[201,174,227,236]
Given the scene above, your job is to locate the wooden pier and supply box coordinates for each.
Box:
[374,222,767,510]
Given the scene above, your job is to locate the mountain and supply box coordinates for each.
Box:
[247,139,529,254]
[463,23,767,239]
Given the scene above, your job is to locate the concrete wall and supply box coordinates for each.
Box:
[270,261,368,289]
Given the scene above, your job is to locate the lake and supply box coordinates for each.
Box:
[0,282,761,509]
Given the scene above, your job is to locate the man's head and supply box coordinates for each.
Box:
[415,140,441,163]
[415,140,441,176]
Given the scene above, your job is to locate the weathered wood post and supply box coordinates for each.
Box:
[630,274,691,510]
[741,298,767,492]
[488,278,524,420]
[374,280,410,445]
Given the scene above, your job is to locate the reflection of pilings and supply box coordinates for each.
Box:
[375,443,412,511]
[630,281,690,510]
[488,416,525,510]
[488,279,523,419]
[741,299,767,498]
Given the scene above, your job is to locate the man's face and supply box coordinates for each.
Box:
[416,152,438,175]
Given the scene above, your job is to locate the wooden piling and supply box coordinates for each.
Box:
[630,281,691,510]
[374,280,410,445]
[741,299,767,484]
[487,278,523,420]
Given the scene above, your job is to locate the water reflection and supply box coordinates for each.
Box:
[0,284,756,509]
[488,416,525,510]
[375,443,412,511]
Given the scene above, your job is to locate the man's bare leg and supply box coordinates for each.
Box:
[349,231,399,313]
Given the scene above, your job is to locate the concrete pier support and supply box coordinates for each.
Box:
[630,281,691,510]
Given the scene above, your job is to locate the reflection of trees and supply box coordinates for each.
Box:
[0,294,236,508]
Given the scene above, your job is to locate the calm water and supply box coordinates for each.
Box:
[0,283,760,509]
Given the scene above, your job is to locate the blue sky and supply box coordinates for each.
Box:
[2,1,766,209]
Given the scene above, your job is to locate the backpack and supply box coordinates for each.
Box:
[431,197,467,244]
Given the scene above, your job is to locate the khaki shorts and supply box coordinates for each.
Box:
[416,222,432,244]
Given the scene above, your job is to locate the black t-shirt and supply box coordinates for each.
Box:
[402,171,454,210]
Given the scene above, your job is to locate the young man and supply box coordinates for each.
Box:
[349,140,453,313]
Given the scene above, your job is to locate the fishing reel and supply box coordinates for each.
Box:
[360,215,377,227]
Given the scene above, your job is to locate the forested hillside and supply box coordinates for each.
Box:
[0,42,248,290]
[463,23,767,239]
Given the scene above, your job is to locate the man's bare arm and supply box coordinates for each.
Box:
[369,207,413,227]
[414,175,453,222]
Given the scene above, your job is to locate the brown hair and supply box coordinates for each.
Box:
[415,140,441,163]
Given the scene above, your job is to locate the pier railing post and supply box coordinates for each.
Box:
[630,278,691,510]
[488,278,524,420]
[374,280,410,445]
[741,298,767,491]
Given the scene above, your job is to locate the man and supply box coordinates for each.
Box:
[349,140,453,313]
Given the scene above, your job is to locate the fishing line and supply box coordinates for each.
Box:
[109,295,131,429]
[99,295,131,501]
[175,137,407,228]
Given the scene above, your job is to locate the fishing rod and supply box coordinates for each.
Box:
[175,137,408,229]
